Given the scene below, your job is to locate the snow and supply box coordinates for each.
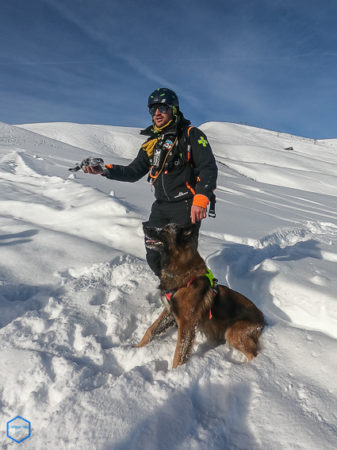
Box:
[1,120,337,449]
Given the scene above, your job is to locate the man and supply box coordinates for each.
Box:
[83,88,217,276]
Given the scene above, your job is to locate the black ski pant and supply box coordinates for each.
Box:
[145,198,200,277]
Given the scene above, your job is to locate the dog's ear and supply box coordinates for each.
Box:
[177,223,198,243]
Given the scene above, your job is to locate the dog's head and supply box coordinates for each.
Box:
[143,222,198,254]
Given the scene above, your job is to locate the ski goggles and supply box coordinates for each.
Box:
[149,104,171,116]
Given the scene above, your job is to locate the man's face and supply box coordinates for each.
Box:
[151,105,173,128]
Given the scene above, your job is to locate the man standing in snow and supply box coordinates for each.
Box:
[83,88,217,277]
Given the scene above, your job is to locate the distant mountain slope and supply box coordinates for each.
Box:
[18,122,144,159]
[17,121,337,196]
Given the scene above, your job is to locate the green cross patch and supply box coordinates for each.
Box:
[198,136,208,147]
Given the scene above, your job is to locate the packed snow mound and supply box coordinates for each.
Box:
[1,120,337,449]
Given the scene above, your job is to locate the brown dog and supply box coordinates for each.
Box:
[138,223,265,368]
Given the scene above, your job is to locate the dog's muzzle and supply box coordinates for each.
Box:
[143,222,165,250]
[144,237,164,249]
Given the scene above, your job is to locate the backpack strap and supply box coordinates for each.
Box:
[186,126,194,162]
[187,126,194,161]
[185,126,217,219]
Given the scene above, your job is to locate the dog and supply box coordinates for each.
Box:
[138,222,265,368]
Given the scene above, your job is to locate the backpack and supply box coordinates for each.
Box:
[181,126,216,218]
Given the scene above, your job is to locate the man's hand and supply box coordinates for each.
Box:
[69,157,105,173]
[82,165,103,174]
[190,205,207,223]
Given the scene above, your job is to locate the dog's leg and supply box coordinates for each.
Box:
[172,319,197,368]
[225,321,263,360]
[137,308,176,347]
[171,283,211,368]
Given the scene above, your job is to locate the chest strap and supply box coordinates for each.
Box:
[163,268,218,319]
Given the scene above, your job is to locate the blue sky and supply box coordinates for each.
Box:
[1,0,337,138]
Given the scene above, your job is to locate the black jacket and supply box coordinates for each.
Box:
[103,113,217,204]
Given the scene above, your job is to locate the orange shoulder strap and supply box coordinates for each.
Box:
[186,126,194,161]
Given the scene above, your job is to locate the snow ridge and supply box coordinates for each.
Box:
[1,121,337,449]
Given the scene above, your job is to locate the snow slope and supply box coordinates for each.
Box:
[1,120,337,449]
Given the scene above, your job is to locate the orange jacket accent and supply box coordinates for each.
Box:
[105,164,114,169]
[185,181,195,195]
[193,194,209,209]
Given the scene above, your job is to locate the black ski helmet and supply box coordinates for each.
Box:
[148,88,179,109]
